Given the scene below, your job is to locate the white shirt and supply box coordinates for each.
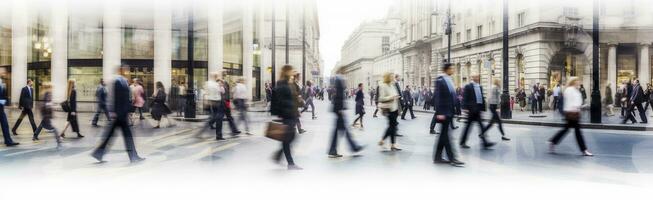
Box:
[378,82,399,112]
[205,81,224,101]
[563,86,583,112]
[233,83,248,100]
[553,86,561,97]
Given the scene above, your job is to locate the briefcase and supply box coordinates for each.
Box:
[265,121,288,141]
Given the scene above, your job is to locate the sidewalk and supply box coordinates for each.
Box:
[408,104,653,131]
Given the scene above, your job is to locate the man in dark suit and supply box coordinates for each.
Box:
[0,78,18,147]
[11,79,37,135]
[459,74,494,149]
[92,65,145,163]
[401,86,416,120]
[433,63,464,167]
[91,79,110,127]
[531,83,540,114]
[623,79,647,124]
[328,75,363,158]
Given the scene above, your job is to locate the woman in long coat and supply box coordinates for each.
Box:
[151,81,173,128]
[352,83,365,128]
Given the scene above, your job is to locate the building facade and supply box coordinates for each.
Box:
[336,0,653,104]
[0,0,320,110]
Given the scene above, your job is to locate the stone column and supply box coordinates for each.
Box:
[208,0,224,76]
[11,0,28,104]
[607,43,617,97]
[154,0,172,93]
[242,0,254,99]
[639,43,651,86]
[103,0,121,84]
[51,1,68,102]
[258,0,270,98]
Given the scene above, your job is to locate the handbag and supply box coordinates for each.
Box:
[265,121,288,141]
[61,94,71,112]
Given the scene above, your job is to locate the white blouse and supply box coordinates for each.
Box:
[563,86,583,112]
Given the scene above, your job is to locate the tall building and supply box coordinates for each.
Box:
[336,0,653,105]
[0,0,320,110]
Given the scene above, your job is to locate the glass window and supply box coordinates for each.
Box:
[122,27,154,59]
[68,15,103,59]
[68,67,102,101]
[29,17,51,63]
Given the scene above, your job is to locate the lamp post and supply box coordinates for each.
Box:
[185,5,196,118]
[271,1,276,86]
[302,2,306,86]
[590,0,602,123]
[500,0,512,119]
[445,0,452,64]
[285,0,289,64]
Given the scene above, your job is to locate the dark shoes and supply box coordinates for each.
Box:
[460,144,471,149]
[483,142,496,149]
[298,129,307,134]
[5,142,20,147]
[287,164,303,170]
[450,160,465,167]
[130,157,146,163]
[216,137,226,141]
[429,130,437,134]
[328,154,343,158]
[390,147,402,151]
[91,151,104,163]
[501,136,511,141]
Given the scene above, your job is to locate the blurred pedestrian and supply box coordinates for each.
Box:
[548,77,593,156]
[233,78,251,134]
[603,83,614,116]
[377,73,402,151]
[579,84,587,104]
[459,74,494,149]
[32,82,62,148]
[12,79,37,136]
[531,83,541,114]
[61,79,84,138]
[433,63,464,167]
[372,83,380,118]
[329,76,364,158]
[517,87,527,112]
[131,78,146,122]
[91,79,110,127]
[270,65,302,170]
[92,66,145,163]
[292,73,306,134]
[622,79,647,124]
[221,79,242,135]
[150,81,174,129]
[300,81,317,120]
[352,83,365,128]
[401,85,416,120]
[485,79,510,141]
[0,78,19,147]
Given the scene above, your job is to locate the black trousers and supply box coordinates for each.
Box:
[92,104,111,125]
[93,116,140,161]
[329,111,360,155]
[434,116,456,161]
[550,115,587,152]
[352,113,364,126]
[207,101,237,139]
[274,118,297,165]
[553,96,560,110]
[531,99,538,114]
[402,104,415,119]
[537,99,544,112]
[382,110,399,144]
[12,108,37,133]
[33,118,62,144]
[485,104,505,136]
[460,109,488,146]
[623,102,647,123]
[430,113,455,131]
[0,108,15,145]
[300,99,315,117]
[66,112,80,133]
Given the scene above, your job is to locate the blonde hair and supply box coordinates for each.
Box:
[493,79,500,86]
[383,72,394,84]
[566,77,580,87]
[67,79,76,97]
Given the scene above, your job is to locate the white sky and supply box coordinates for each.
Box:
[317,0,394,77]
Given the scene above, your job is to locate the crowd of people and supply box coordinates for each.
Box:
[0,62,611,170]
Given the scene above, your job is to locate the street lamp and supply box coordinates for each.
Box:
[590,0,601,123]
[500,0,512,119]
[185,4,196,118]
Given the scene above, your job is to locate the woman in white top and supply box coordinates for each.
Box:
[377,72,402,151]
[232,78,251,134]
[548,77,593,156]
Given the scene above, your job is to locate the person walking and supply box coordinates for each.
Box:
[622,79,647,124]
[176,82,186,117]
[603,83,615,116]
[329,76,364,158]
[377,73,402,151]
[91,79,111,127]
[459,74,494,149]
[92,65,145,163]
[643,83,653,113]
[485,79,510,141]
[548,77,593,156]
[60,79,84,138]
[150,82,174,129]
[372,83,381,118]
[538,84,546,112]
[517,88,527,112]
[552,84,561,110]
[0,78,19,147]
[291,73,306,134]
[401,85,416,120]
[531,83,541,114]
[131,79,146,123]
[232,78,251,134]
[433,63,464,167]
[270,65,302,170]
[199,72,240,140]
[11,79,37,136]
[31,82,62,148]
[220,80,242,135]
[352,83,365,128]
[579,84,587,104]
[11,79,36,135]
[300,81,317,120]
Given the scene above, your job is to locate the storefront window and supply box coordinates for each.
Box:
[122,27,154,59]
[29,19,51,63]
[0,20,12,100]
[68,67,102,101]
[68,16,103,59]
[617,45,637,84]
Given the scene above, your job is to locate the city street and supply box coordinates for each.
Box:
[0,99,652,198]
